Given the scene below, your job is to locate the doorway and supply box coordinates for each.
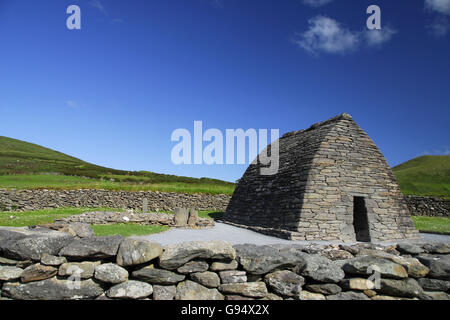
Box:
[353,197,371,242]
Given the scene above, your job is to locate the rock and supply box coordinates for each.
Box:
[402,258,429,278]
[396,243,424,255]
[210,260,238,271]
[296,254,345,283]
[262,293,284,300]
[67,223,94,238]
[174,208,189,226]
[327,291,370,300]
[225,295,255,300]
[371,295,401,300]
[264,270,304,297]
[132,266,185,285]
[322,250,354,261]
[342,256,408,279]
[340,278,375,291]
[59,261,101,279]
[423,243,450,254]
[0,257,18,265]
[0,226,74,261]
[363,290,377,298]
[106,280,153,299]
[153,285,176,300]
[299,291,326,300]
[304,283,342,295]
[176,280,224,300]
[187,209,199,227]
[40,253,67,266]
[59,235,123,260]
[159,241,235,270]
[234,244,305,275]
[2,278,103,300]
[116,239,162,267]
[21,263,57,283]
[190,272,220,288]
[418,278,450,292]
[377,278,423,298]
[15,260,33,269]
[218,282,268,298]
[0,266,23,281]
[423,291,450,300]
[177,260,209,274]
[417,255,450,280]
[94,263,128,284]
[219,270,247,284]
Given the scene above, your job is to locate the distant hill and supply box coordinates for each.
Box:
[0,136,234,193]
[393,155,450,199]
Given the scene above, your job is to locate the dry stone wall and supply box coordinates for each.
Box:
[406,196,449,217]
[0,189,231,212]
[0,226,449,300]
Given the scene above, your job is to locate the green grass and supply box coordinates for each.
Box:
[411,216,450,235]
[91,224,170,237]
[0,136,235,195]
[393,155,450,199]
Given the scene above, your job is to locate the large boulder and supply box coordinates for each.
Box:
[176,280,224,300]
[342,256,408,279]
[94,263,128,284]
[296,254,345,283]
[417,255,450,280]
[0,227,74,261]
[233,244,305,275]
[59,235,123,260]
[264,270,305,297]
[106,280,153,299]
[132,266,185,285]
[2,278,103,300]
[159,241,235,270]
[116,239,162,267]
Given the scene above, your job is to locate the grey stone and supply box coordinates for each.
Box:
[2,278,103,300]
[94,263,128,284]
[106,280,153,299]
[218,282,268,298]
[153,285,176,300]
[299,291,326,300]
[174,208,189,226]
[423,243,450,254]
[132,266,185,285]
[418,278,450,292]
[176,280,224,300]
[327,291,370,300]
[343,256,408,279]
[423,291,450,300]
[219,270,247,284]
[264,270,305,297]
[0,266,23,281]
[396,243,424,255]
[116,239,162,267]
[159,241,235,269]
[21,263,57,283]
[210,260,238,271]
[67,223,95,238]
[177,260,209,274]
[417,255,450,280]
[59,261,101,279]
[304,283,342,295]
[0,227,74,261]
[340,278,375,291]
[0,257,19,265]
[59,235,123,260]
[377,278,424,298]
[40,253,67,266]
[296,254,345,283]
[190,271,220,288]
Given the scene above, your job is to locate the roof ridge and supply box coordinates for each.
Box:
[282,113,353,138]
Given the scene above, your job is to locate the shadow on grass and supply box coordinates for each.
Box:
[204,211,224,220]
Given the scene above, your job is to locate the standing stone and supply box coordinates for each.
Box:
[116,239,162,267]
[187,209,199,227]
[153,285,176,300]
[174,208,189,226]
[143,198,148,214]
[94,263,129,284]
[106,280,153,299]
[21,263,57,283]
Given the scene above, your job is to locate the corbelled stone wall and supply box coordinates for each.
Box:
[0,189,231,212]
[0,226,449,300]
[223,114,419,242]
[406,196,449,217]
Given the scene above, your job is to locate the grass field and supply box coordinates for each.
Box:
[411,216,450,235]
[393,155,450,199]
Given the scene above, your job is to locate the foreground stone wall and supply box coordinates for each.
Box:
[406,196,449,217]
[0,226,449,300]
[0,189,231,212]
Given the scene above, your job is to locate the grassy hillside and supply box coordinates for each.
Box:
[393,155,450,199]
[0,136,235,194]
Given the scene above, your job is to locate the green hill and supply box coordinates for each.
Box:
[393,155,450,199]
[0,136,234,194]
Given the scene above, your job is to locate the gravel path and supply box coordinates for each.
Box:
[132,222,450,245]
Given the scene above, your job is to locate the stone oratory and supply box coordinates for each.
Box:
[223,113,419,242]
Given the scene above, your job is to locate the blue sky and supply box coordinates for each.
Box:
[0,0,449,182]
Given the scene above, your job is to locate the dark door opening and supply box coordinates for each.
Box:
[353,197,371,242]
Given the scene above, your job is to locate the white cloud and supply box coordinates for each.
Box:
[425,0,450,15]
[365,26,398,47]
[419,147,450,156]
[427,16,450,36]
[302,0,334,7]
[292,16,360,55]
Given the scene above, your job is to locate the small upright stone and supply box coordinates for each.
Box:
[174,208,189,226]
[143,198,148,213]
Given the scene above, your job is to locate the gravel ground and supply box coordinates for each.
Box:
[132,222,450,245]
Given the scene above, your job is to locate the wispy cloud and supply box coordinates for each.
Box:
[292,16,397,56]
[419,146,450,156]
[425,0,450,15]
[425,0,450,36]
[427,16,450,36]
[66,100,79,109]
[91,0,108,16]
[302,0,334,7]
